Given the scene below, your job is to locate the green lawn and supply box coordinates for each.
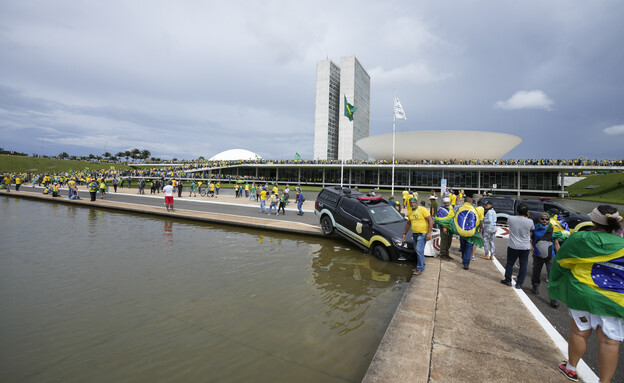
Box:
[566,172,624,204]
[0,155,131,173]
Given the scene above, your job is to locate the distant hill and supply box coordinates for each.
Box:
[566,172,624,204]
[0,155,131,173]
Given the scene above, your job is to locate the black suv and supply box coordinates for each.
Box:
[485,196,592,232]
[314,186,414,262]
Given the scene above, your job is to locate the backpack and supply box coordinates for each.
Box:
[300,193,306,202]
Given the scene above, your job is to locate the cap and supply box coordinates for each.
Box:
[443,197,451,203]
[484,200,493,205]
[409,197,418,203]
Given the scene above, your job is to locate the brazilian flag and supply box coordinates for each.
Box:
[548,231,624,318]
[434,204,483,248]
[344,95,357,121]
[549,214,570,242]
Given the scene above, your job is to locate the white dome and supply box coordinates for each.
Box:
[209,149,261,161]
[356,131,522,161]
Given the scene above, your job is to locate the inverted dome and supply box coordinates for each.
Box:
[356,131,522,161]
[209,149,261,161]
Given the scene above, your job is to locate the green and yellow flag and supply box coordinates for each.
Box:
[548,231,624,318]
[344,95,357,121]
[434,204,483,248]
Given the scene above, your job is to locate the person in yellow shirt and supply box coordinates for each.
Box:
[15,175,22,191]
[210,182,215,197]
[259,186,268,213]
[402,198,433,275]
[450,192,457,206]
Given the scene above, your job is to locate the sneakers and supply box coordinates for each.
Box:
[514,284,523,290]
[463,265,469,270]
[557,361,578,382]
[500,279,512,286]
[551,300,560,308]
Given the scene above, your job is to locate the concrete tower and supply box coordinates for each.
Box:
[313,56,370,161]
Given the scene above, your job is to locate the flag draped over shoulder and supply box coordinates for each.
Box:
[550,214,570,242]
[394,96,407,120]
[344,95,357,121]
[434,204,483,248]
[548,231,624,318]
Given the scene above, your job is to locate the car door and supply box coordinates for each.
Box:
[335,197,358,235]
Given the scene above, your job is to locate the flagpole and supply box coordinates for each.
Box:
[392,89,396,196]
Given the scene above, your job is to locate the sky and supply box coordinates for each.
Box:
[1,0,623,161]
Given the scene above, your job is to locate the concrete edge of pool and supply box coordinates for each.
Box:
[1,190,574,382]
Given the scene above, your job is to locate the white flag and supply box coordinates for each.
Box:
[394,96,407,120]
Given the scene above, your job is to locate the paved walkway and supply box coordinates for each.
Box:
[1,187,594,382]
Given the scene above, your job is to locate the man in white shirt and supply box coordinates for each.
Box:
[163,181,175,212]
[501,203,533,289]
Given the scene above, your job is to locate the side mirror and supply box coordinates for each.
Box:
[361,218,372,225]
[561,211,570,217]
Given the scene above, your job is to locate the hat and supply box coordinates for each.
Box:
[409,197,418,203]
[429,195,437,200]
[540,212,550,219]
[443,197,451,203]
[588,207,621,226]
[484,200,493,206]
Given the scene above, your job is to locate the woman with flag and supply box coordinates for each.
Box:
[549,205,624,382]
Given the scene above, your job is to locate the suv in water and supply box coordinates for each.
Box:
[314,186,414,262]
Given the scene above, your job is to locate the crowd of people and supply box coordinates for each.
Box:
[392,185,623,383]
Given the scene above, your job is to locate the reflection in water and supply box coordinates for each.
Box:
[0,199,412,383]
[163,221,173,245]
[310,242,412,336]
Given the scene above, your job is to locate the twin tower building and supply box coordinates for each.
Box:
[313,56,370,161]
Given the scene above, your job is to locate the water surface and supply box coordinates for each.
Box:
[0,198,413,383]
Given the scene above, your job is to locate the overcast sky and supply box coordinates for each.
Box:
[1,1,623,160]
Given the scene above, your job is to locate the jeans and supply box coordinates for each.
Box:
[297,200,303,214]
[259,199,267,213]
[460,238,473,266]
[412,233,426,271]
[482,225,497,256]
[269,202,277,214]
[504,247,530,285]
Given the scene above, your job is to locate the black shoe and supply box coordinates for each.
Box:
[551,300,560,308]
[515,284,523,290]
[500,279,512,286]
[463,265,469,270]
[531,286,539,295]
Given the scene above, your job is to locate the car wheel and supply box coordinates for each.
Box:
[320,215,334,235]
[373,245,390,262]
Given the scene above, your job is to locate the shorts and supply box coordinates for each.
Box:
[569,309,624,341]
[165,196,174,205]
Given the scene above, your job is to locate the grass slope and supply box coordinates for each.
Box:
[566,172,624,204]
[0,155,130,173]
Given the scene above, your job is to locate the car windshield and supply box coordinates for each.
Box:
[368,204,405,224]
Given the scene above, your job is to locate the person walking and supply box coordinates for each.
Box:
[177,180,183,197]
[163,181,175,212]
[296,187,305,216]
[278,190,287,215]
[549,205,624,383]
[500,203,533,289]
[480,200,498,260]
[530,212,560,308]
[99,179,107,199]
[189,181,196,197]
[112,177,118,193]
[402,198,433,275]
[268,191,279,215]
[88,179,98,202]
[259,186,268,214]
